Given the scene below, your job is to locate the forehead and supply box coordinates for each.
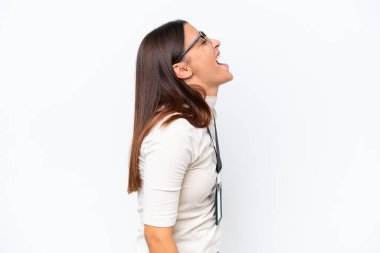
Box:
[183,23,201,48]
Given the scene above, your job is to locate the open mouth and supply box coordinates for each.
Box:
[216,53,221,64]
[216,53,229,67]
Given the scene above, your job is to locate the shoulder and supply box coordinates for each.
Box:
[151,113,195,137]
[142,113,198,151]
[140,114,200,164]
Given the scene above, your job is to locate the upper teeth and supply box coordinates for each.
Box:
[216,54,220,62]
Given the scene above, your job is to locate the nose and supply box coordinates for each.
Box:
[210,38,221,49]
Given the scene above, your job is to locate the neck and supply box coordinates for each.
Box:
[206,87,219,96]
[184,78,220,96]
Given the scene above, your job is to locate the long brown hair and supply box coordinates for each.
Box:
[128,19,213,194]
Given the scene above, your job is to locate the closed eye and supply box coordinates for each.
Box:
[200,38,207,46]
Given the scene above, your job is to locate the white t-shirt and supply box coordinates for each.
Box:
[135,95,222,253]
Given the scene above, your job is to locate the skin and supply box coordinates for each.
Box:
[173,23,234,96]
[144,23,233,253]
[144,225,179,253]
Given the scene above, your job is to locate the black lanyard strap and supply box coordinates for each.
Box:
[206,115,222,174]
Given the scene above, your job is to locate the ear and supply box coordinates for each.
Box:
[173,62,193,79]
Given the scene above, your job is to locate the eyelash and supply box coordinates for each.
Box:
[200,38,207,45]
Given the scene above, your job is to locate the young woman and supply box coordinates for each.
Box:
[128,19,233,253]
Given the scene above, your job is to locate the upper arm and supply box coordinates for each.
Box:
[144,224,174,240]
[141,118,194,227]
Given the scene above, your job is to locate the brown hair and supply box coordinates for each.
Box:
[127,19,213,194]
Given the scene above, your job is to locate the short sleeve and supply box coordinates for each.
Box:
[141,118,194,227]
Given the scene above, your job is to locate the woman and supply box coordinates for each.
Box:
[128,19,233,253]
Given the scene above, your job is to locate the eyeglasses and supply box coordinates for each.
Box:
[175,31,207,64]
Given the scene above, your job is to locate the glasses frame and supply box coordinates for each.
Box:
[175,31,206,64]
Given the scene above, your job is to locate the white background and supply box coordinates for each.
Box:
[1,0,380,252]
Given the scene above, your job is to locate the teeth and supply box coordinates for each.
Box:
[216,54,223,64]
[216,54,221,63]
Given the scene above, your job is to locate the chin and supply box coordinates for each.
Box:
[227,72,234,81]
[220,72,233,84]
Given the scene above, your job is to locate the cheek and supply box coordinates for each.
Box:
[202,52,218,68]
[191,49,218,73]
[192,57,213,72]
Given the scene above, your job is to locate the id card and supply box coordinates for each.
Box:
[215,182,222,225]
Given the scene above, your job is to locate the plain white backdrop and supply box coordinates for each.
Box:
[1,0,380,252]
